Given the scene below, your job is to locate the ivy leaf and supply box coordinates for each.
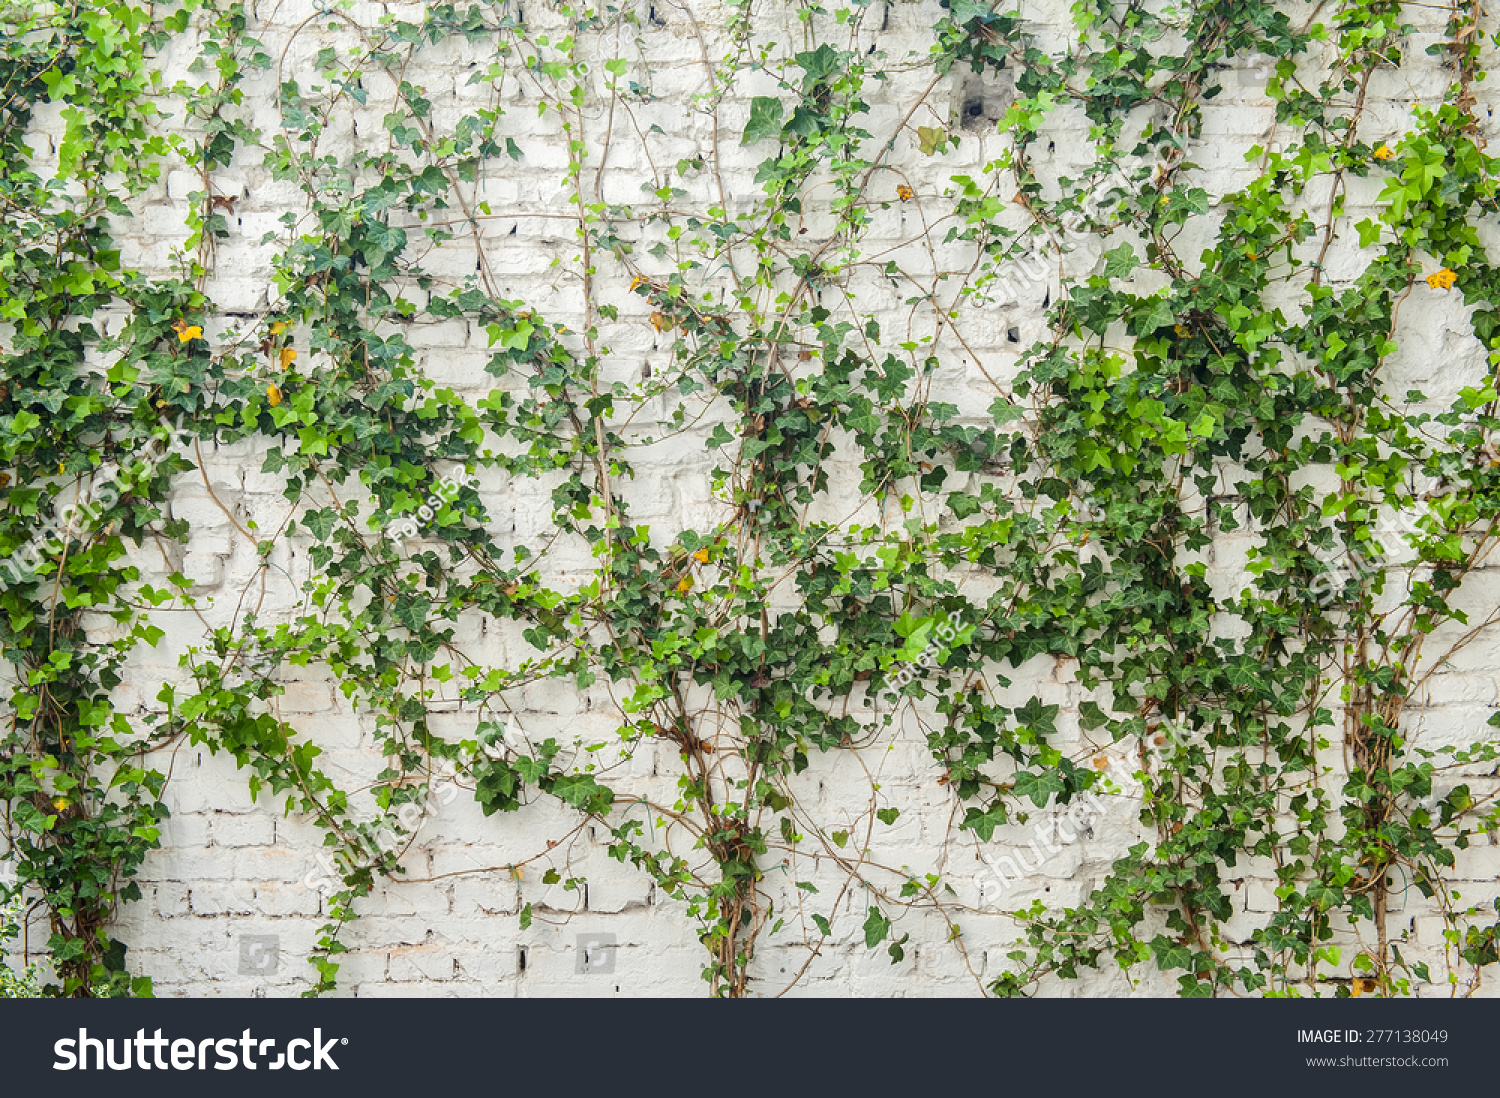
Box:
[392,594,431,633]
[743,97,784,145]
[1102,242,1138,279]
[863,906,891,948]
[948,491,982,519]
[1079,700,1110,731]
[547,772,615,813]
[793,44,841,85]
[959,803,1008,841]
[301,507,337,541]
[917,125,947,155]
[1153,940,1193,971]
[1012,769,1065,808]
[1133,296,1176,334]
[1014,696,1059,739]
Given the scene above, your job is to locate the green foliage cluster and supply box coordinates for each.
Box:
[2,0,1499,998]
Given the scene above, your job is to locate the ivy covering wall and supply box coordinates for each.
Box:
[2,0,1500,997]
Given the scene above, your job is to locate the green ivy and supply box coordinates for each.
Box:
[2,0,1498,999]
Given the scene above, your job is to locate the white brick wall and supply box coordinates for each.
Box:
[3,0,1499,998]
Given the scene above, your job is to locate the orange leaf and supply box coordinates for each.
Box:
[896,184,914,202]
[266,385,282,407]
[279,347,297,367]
[650,311,670,333]
[1426,268,1458,290]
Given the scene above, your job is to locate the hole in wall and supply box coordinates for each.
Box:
[952,68,1014,133]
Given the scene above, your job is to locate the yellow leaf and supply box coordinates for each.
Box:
[1373,143,1394,160]
[509,865,523,880]
[692,548,710,563]
[270,320,288,335]
[676,575,693,593]
[896,183,915,202]
[174,322,202,343]
[629,276,647,291]
[1174,325,1189,337]
[279,347,297,367]
[1426,268,1458,290]
[266,385,282,407]
[52,797,70,811]
[650,311,671,333]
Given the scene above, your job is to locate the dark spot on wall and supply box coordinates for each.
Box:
[953,68,1014,133]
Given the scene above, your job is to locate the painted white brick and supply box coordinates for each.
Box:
[30,0,1496,1003]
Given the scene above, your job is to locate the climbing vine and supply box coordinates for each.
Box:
[2,0,1500,998]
